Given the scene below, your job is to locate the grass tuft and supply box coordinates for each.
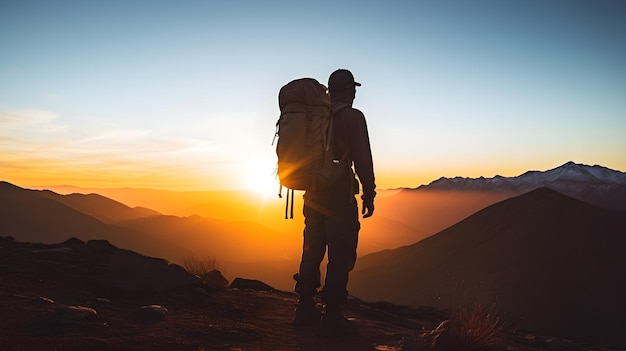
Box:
[432,301,506,351]
[181,255,220,276]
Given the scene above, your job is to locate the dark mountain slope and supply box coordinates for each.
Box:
[37,188,159,223]
[0,182,190,261]
[350,187,626,346]
[0,182,301,289]
[373,189,517,235]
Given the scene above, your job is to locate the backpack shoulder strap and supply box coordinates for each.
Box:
[326,103,350,151]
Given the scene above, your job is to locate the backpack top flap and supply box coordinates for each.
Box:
[278,78,329,111]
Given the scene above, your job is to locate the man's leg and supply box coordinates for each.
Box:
[320,198,359,306]
[319,198,360,336]
[293,204,327,325]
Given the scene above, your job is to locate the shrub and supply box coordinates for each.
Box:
[182,255,220,276]
[431,301,505,351]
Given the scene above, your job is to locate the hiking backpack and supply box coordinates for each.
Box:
[273,78,350,218]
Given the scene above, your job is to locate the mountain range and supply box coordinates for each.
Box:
[0,181,299,289]
[418,161,626,212]
[33,162,626,255]
[0,181,191,260]
[2,161,626,346]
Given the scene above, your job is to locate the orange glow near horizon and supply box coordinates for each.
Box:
[4,152,626,194]
[3,164,223,192]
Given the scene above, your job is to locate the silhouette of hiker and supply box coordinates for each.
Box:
[293,69,376,337]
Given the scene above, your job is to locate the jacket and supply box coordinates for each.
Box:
[331,103,376,203]
[304,101,376,211]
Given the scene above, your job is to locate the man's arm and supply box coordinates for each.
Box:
[350,110,376,218]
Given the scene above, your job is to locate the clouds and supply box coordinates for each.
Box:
[0,106,239,189]
[0,106,61,130]
[0,107,66,152]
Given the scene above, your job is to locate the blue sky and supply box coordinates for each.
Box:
[1,0,625,191]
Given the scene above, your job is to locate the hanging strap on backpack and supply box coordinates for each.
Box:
[281,188,295,219]
[289,188,295,219]
[278,184,295,219]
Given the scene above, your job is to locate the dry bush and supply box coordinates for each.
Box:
[182,255,220,276]
[431,301,506,351]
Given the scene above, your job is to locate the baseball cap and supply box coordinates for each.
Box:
[328,69,361,90]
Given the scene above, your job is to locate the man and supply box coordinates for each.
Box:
[293,69,376,337]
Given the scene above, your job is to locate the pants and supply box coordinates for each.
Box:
[294,194,360,306]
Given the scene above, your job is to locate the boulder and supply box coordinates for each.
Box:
[44,305,98,326]
[229,278,277,292]
[131,305,168,323]
[98,249,203,292]
[200,269,229,290]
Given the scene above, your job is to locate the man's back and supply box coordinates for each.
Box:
[331,104,375,205]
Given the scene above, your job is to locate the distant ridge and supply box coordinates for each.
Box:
[0,182,191,260]
[416,162,626,212]
[350,187,626,346]
[420,162,626,190]
[0,181,300,290]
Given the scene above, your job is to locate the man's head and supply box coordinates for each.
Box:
[328,69,360,102]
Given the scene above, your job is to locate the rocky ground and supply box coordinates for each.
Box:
[0,237,622,351]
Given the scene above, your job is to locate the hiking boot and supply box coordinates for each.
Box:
[292,300,321,326]
[318,309,358,337]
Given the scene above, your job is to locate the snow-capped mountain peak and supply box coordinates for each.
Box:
[418,162,626,211]
[517,161,625,186]
[424,162,626,191]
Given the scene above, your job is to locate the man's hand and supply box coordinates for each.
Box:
[362,199,374,218]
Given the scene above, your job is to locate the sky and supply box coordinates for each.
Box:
[1,0,625,192]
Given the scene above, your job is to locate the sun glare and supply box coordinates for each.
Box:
[243,158,280,196]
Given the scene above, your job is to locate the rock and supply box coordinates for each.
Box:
[131,304,168,323]
[58,237,85,247]
[192,287,210,295]
[98,249,203,292]
[64,306,98,318]
[46,305,98,325]
[35,297,55,305]
[229,278,277,292]
[31,247,73,254]
[200,269,229,290]
[85,239,118,254]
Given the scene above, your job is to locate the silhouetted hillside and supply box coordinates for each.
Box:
[373,189,516,235]
[0,182,300,289]
[350,187,626,346]
[0,181,190,260]
[38,184,517,256]
[39,189,160,223]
